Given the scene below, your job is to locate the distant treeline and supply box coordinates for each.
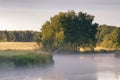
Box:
[0,31,40,42]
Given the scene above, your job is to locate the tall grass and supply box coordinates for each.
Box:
[0,51,53,66]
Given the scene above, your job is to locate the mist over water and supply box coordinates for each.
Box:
[0,53,120,80]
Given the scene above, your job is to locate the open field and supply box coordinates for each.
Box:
[0,42,119,52]
[0,42,40,50]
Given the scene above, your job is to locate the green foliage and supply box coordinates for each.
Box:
[34,32,42,46]
[41,10,98,51]
[0,51,53,66]
[0,32,7,42]
[96,25,120,49]
[96,25,114,44]
[12,54,52,66]
[0,31,40,42]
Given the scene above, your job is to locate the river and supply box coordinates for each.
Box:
[0,53,120,80]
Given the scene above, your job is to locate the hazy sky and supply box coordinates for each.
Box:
[0,0,120,31]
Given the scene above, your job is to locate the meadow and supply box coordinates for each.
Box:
[0,42,40,50]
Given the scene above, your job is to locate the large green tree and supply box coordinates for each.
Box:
[41,10,98,51]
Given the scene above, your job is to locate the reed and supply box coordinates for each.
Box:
[0,51,53,66]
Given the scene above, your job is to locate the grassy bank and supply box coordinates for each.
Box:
[0,50,53,66]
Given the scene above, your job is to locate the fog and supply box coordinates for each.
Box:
[0,53,120,80]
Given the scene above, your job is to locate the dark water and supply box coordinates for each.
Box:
[0,53,120,80]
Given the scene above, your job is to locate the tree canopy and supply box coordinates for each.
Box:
[96,25,120,49]
[41,10,98,51]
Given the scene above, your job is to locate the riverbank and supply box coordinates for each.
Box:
[53,48,119,54]
[0,50,53,66]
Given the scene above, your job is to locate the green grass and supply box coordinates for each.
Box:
[0,50,53,66]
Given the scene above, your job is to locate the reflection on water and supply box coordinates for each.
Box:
[0,53,120,80]
[97,71,120,80]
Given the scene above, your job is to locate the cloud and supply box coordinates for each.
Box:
[0,0,120,10]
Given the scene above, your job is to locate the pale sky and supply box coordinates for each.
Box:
[0,0,120,31]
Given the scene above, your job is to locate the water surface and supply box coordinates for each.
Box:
[0,53,120,80]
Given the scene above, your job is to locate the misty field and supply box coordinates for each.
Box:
[0,42,40,50]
